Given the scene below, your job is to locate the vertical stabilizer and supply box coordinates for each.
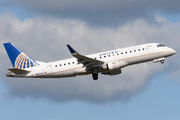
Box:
[3,42,39,69]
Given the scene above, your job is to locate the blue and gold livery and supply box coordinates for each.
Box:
[3,42,39,69]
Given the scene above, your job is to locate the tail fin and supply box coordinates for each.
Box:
[3,42,39,69]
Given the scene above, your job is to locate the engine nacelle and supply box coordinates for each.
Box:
[102,61,128,70]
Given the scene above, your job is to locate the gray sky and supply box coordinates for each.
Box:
[4,0,180,26]
[1,1,180,120]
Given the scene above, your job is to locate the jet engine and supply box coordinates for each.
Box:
[101,61,128,76]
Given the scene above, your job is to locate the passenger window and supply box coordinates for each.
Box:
[117,53,119,55]
[130,51,132,53]
[60,64,61,66]
[64,63,66,66]
[55,65,57,67]
[100,57,102,59]
[108,55,110,57]
[104,56,106,58]
[68,63,70,65]
[125,52,127,54]
[134,50,136,52]
[95,57,96,59]
[138,49,140,51]
[72,62,74,64]
[142,48,144,50]
[121,52,123,54]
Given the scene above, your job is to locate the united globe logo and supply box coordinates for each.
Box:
[14,52,39,69]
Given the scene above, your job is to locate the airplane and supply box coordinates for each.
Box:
[3,42,176,80]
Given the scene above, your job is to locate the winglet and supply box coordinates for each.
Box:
[67,44,79,55]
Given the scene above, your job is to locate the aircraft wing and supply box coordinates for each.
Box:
[67,45,104,69]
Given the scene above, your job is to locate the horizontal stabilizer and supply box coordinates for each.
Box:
[8,68,30,74]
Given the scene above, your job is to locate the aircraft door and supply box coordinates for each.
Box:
[47,65,53,73]
[147,45,153,54]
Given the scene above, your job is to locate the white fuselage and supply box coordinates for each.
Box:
[12,43,176,78]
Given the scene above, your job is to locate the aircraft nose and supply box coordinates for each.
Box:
[170,49,176,55]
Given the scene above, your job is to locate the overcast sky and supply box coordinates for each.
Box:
[3,0,180,26]
[0,0,180,120]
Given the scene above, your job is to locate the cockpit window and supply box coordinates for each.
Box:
[157,44,166,48]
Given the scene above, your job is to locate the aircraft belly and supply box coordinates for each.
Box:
[37,73,74,78]
[37,67,87,78]
[127,51,170,65]
[73,67,88,75]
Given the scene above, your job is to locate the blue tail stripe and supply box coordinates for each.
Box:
[31,61,34,67]
[19,61,23,69]
[23,59,25,69]
[27,60,29,68]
